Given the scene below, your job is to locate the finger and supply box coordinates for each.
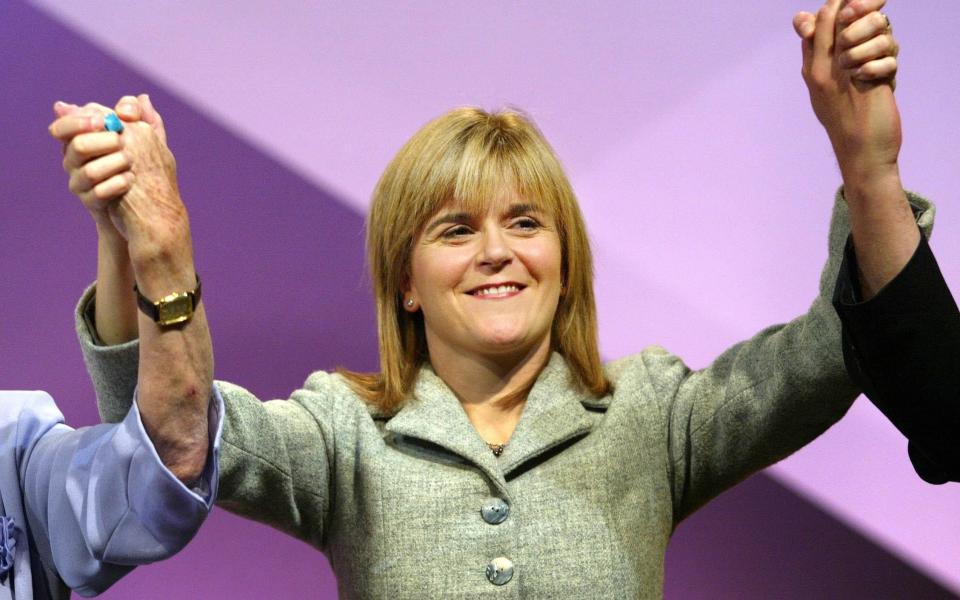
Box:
[115,95,142,121]
[839,33,897,68]
[813,0,843,59]
[53,101,80,117]
[68,151,131,195]
[49,113,104,141]
[89,171,135,202]
[79,102,113,116]
[854,56,897,81]
[138,94,167,144]
[837,11,893,50]
[62,131,122,171]
[793,11,816,40]
[837,0,887,27]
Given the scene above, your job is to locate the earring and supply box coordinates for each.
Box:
[406,299,415,308]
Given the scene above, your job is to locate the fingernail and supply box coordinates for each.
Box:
[838,7,854,23]
[802,22,815,37]
[89,114,103,130]
[54,100,66,109]
[119,102,136,116]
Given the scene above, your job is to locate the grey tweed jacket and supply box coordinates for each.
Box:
[78,191,934,599]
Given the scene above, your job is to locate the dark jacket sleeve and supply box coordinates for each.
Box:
[833,231,960,484]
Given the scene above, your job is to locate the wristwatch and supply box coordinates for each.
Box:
[134,275,202,327]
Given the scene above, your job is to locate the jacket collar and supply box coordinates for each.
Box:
[384,353,596,489]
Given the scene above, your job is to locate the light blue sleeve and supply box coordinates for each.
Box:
[13,388,223,597]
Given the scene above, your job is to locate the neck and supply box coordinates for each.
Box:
[427,336,553,445]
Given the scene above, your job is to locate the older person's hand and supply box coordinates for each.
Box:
[793,0,901,182]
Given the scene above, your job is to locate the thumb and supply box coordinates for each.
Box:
[138,94,167,144]
[792,11,816,40]
[793,12,815,72]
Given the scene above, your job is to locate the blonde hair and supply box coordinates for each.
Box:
[339,107,611,412]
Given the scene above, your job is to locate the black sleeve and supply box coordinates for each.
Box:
[833,230,960,484]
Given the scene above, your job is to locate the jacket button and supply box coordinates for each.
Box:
[486,557,514,585]
[480,499,510,525]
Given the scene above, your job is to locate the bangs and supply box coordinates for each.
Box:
[415,112,561,232]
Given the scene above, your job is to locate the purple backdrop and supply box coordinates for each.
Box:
[3,0,958,597]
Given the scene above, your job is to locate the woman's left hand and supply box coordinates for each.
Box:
[794,0,901,184]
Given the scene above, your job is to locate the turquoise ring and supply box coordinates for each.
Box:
[103,112,124,133]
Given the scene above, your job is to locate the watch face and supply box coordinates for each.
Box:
[157,293,193,325]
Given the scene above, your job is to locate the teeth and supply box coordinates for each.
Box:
[475,285,519,296]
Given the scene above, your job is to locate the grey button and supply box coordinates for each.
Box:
[480,499,510,525]
[486,556,514,585]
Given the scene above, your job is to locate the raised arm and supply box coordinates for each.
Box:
[794,0,919,297]
[49,95,212,483]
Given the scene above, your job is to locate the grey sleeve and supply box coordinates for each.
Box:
[213,380,334,551]
[75,283,139,423]
[661,189,935,522]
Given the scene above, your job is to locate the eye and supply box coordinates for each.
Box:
[440,224,474,239]
[511,217,540,231]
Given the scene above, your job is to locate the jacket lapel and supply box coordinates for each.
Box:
[384,354,597,486]
[385,365,505,487]
[497,353,596,476]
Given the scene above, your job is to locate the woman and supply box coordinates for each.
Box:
[50,1,927,596]
[0,389,220,599]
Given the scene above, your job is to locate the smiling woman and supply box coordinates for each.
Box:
[51,1,937,598]
[346,108,608,418]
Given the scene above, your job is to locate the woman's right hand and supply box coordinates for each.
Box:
[49,99,137,238]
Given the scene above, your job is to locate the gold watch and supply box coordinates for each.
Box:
[134,275,202,327]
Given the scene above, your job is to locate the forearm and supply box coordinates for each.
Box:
[842,168,921,300]
[94,221,139,344]
[133,245,214,484]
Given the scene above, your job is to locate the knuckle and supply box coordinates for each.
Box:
[68,175,84,194]
[92,180,113,201]
[82,163,99,182]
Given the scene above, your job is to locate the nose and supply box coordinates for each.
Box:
[477,224,512,269]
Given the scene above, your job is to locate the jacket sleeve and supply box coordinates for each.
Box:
[75,288,339,551]
[833,221,960,484]
[656,189,935,522]
[10,389,221,597]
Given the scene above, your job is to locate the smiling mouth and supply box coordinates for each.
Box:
[467,283,526,298]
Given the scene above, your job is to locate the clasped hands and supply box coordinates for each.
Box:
[49,93,195,294]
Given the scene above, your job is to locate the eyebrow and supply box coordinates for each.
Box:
[424,203,544,233]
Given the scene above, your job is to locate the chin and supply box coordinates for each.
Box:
[474,327,547,357]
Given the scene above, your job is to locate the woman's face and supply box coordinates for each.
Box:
[407,190,563,365]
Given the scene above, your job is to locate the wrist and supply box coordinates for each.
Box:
[95,217,126,246]
[841,166,903,206]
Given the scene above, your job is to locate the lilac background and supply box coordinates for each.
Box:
[3,0,958,597]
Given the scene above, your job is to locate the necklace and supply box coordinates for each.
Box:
[487,442,506,457]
